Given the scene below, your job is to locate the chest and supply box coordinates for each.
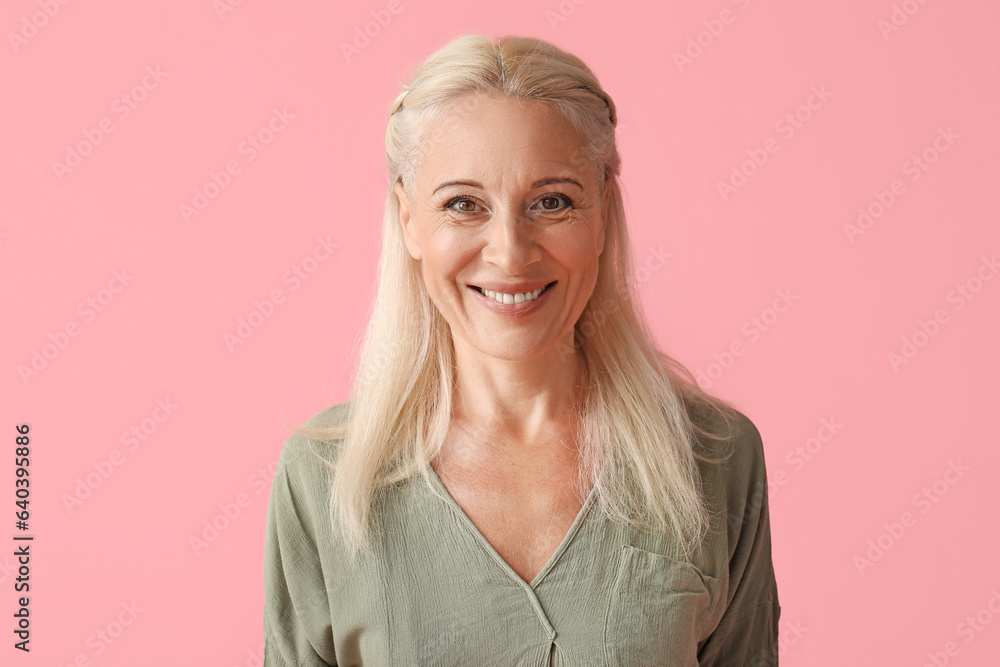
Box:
[345,477,724,667]
[431,461,589,585]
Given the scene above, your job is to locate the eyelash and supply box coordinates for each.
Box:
[443,193,575,215]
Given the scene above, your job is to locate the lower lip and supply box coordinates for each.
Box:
[469,283,556,318]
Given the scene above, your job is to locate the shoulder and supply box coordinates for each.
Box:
[688,404,776,587]
[279,400,351,460]
[692,400,764,463]
[274,400,352,496]
[691,403,769,513]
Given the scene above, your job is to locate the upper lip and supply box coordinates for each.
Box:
[470,280,555,294]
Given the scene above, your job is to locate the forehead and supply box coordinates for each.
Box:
[415,95,590,190]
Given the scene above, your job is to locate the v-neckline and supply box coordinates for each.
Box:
[426,463,598,590]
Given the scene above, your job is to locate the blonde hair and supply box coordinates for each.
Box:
[293,34,742,564]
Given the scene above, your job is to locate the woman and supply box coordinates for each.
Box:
[264,34,780,666]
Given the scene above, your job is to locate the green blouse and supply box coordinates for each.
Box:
[263,401,780,666]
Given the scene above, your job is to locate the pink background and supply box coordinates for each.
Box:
[3,0,998,665]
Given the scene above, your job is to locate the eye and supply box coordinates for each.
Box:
[442,193,575,215]
[535,193,574,212]
[444,197,480,214]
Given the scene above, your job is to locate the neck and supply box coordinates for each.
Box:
[449,331,585,454]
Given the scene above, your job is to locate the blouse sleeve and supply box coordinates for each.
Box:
[263,436,338,667]
[697,414,781,665]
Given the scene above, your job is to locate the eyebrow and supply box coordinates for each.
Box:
[431,177,584,196]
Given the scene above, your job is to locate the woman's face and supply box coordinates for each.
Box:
[395,94,609,364]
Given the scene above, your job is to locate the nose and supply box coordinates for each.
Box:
[481,207,541,275]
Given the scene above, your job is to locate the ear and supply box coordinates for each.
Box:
[394,180,422,261]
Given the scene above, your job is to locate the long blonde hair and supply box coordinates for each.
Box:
[293,34,742,564]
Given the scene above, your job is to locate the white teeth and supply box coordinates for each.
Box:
[480,284,549,304]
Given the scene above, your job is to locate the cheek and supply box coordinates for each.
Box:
[550,234,602,277]
[540,213,604,256]
[420,229,478,293]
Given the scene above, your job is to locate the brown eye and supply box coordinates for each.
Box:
[446,197,478,213]
[537,194,571,211]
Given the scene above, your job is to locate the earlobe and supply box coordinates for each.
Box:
[394,180,422,261]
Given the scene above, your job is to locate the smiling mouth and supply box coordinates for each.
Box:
[471,281,556,305]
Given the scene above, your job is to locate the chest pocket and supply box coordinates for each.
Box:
[603,545,722,667]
